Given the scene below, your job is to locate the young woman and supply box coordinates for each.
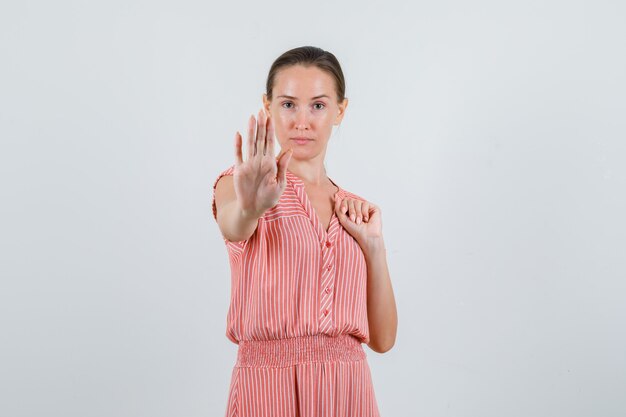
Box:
[212,46,397,417]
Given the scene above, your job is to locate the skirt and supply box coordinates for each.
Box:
[224,333,381,417]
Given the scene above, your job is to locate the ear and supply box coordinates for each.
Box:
[262,93,271,116]
[334,97,349,125]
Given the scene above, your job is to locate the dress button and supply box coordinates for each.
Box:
[325,287,331,294]
[324,308,329,315]
[325,241,331,247]
[326,265,332,271]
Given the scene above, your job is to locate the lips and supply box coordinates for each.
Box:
[290,137,312,145]
[290,137,312,140]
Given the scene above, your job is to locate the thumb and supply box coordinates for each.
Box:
[276,149,293,186]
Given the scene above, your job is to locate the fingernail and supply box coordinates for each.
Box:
[357,217,361,225]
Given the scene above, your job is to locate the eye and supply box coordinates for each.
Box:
[281,101,294,109]
[313,102,326,110]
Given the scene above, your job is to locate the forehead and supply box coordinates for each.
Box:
[273,65,334,97]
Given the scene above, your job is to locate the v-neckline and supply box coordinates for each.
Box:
[286,169,344,242]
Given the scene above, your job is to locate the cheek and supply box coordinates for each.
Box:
[270,116,289,143]
[272,112,290,127]
[319,111,336,125]
[272,117,288,135]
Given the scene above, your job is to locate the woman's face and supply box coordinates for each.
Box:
[263,65,348,161]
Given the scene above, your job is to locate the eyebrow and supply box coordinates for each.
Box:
[276,94,330,100]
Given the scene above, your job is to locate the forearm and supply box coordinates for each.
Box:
[218,200,263,242]
[362,237,398,353]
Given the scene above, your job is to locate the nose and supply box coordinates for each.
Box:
[294,107,310,131]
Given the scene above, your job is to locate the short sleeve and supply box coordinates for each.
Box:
[211,164,236,223]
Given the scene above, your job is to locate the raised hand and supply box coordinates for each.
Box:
[232,108,293,218]
[335,196,383,253]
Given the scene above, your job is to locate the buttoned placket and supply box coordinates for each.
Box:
[286,170,343,334]
[318,237,336,332]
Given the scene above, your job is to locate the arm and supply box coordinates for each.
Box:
[363,238,398,353]
[214,175,264,242]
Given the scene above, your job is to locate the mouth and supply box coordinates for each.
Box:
[290,137,313,145]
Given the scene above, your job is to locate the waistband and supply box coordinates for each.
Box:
[235,334,365,368]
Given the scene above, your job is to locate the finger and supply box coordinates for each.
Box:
[340,198,348,215]
[266,113,275,158]
[348,199,356,222]
[276,148,293,186]
[361,202,370,222]
[354,200,363,224]
[234,131,243,166]
[256,109,267,158]
[335,197,348,220]
[334,197,344,218]
[247,114,256,159]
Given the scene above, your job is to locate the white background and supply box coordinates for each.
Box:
[1,1,625,416]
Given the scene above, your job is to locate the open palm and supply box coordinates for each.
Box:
[232,109,293,218]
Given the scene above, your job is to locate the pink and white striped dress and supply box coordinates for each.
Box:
[212,164,381,417]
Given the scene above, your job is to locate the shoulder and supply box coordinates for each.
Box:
[213,164,236,187]
[212,163,237,195]
[338,188,368,203]
[211,164,237,222]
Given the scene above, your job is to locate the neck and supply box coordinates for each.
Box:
[287,161,329,187]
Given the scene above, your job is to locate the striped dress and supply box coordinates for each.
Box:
[212,164,381,417]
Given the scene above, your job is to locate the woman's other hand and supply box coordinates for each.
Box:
[335,197,383,251]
